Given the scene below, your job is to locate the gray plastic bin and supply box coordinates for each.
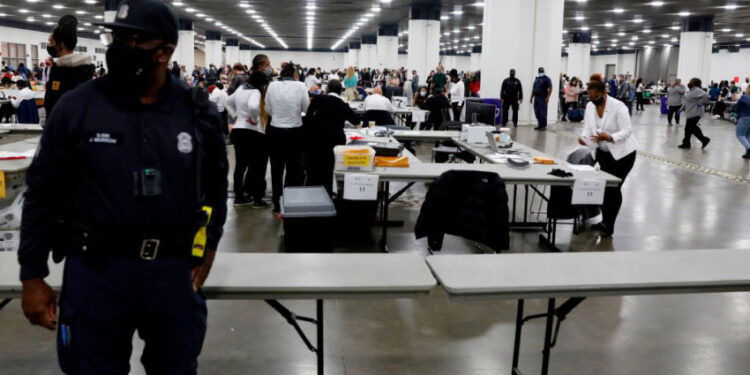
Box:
[281,186,337,252]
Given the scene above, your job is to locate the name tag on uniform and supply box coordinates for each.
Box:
[51,81,61,91]
[86,131,122,145]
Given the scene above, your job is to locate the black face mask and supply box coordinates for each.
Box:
[106,42,160,96]
[590,95,605,106]
[47,44,59,58]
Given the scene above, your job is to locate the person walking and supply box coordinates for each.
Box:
[530,67,553,130]
[678,78,711,149]
[561,77,581,121]
[666,79,685,126]
[578,74,638,237]
[500,69,523,127]
[734,86,750,159]
[18,1,228,373]
[635,78,645,111]
[616,74,632,116]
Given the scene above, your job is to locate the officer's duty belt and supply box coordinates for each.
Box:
[67,226,193,261]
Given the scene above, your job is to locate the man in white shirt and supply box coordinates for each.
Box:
[364,86,394,113]
[9,80,36,109]
[41,58,53,84]
[264,63,311,214]
[448,69,465,121]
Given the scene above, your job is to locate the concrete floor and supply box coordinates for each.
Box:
[3,104,750,374]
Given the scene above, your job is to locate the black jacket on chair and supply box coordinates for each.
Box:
[363,110,395,125]
[415,170,510,252]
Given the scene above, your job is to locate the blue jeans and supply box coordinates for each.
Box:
[737,117,750,150]
[533,96,548,127]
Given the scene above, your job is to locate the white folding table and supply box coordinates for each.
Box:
[427,250,750,375]
[0,252,437,375]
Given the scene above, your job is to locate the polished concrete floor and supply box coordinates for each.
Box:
[2,104,750,374]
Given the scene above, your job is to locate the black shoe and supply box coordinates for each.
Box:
[743,150,750,159]
[234,197,252,206]
[534,126,547,131]
[561,118,567,122]
[252,200,272,209]
[678,144,690,149]
[591,223,613,237]
[668,123,672,126]
[701,138,710,149]
[513,124,518,128]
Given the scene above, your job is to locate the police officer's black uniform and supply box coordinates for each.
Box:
[18,0,228,373]
[501,75,523,127]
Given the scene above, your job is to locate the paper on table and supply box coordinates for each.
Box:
[0,150,36,159]
[486,153,510,163]
[412,110,426,123]
[567,164,596,172]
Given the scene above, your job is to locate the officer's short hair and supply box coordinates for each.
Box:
[16,80,27,89]
[327,79,342,95]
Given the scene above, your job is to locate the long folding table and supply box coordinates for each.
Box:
[337,131,619,251]
[426,249,750,375]
[0,252,437,375]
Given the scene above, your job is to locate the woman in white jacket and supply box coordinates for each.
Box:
[578,74,639,237]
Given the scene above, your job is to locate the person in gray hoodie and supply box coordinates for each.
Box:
[679,78,711,149]
[666,78,685,125]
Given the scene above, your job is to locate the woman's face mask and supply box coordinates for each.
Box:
[420,91,427,97]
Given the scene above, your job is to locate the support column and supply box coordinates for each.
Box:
[225,38,239,67]
[479,0,565,125]
[348,41,360,68]
[204,30,223,68]
[175,18,195,70]
[104,0,118,23]
[239,44,252,68]
[470,46,481,72]
[407,3,441,82]
[442,50,457,71]
[567,31,591,80]
[677,15,713,84]
[377,24,399,69]
[360,35,377,69]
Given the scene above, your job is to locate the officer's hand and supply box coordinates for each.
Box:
[246,118,257,126]
[578,137,587,146]
[529,98,533,104]
[191,249,216,292]
[518,100,523,105]
[21,278,57,331]
[545,97,550,104]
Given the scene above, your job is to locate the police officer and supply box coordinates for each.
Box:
[18,0,228,373]
[530,67,553,131]
[500,68,523,128]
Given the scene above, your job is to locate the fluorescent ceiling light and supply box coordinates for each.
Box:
[612,8,625,13]
[678,11,690,16]
[604,23,614,28]
[650,1,664,6]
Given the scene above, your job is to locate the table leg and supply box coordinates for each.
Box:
[511,299,525,375]
[512,185,518,222]
[317,299,324,375]
[379,181,391,252]
[541,299,556,375]
[0,298,11,311]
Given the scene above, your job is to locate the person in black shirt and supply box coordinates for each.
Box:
[302,79,360,193]
[500,69,523,127]
[170,61,180,77]
[419,87,451,130]
[18,1,227,372]
[44,15,95,119]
